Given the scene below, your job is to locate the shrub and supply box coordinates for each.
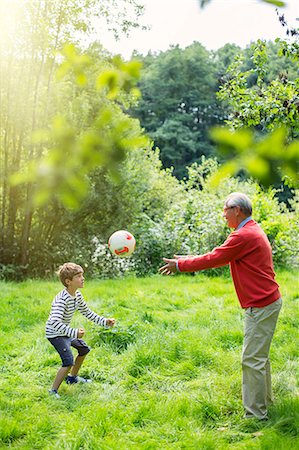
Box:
[91,158,299,278]
[91,238,134,278]
[0,264,27,281]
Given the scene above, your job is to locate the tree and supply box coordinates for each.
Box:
[210,37,299,188]
[131,43,224,178]
[0,0,145,270]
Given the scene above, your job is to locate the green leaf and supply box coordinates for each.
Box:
[262,0,285,6]
[210,128,253,155]
[244,155,270,182]
[76,73,87,86]
[96,70,120,98]
[255,128,287,159]
[208,160,239,187]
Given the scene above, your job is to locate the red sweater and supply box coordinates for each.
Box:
[178,220,281,308]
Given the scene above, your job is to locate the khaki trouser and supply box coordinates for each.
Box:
[242,298,282,419]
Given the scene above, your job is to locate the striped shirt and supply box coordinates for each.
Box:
[45,289,107,339]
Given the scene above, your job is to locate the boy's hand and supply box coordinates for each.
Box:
[106,318,116,327]
[78,328,85,338]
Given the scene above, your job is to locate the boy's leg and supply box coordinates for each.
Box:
[70,354,87,377]
[70,338,90,377]
[67,339,91,380]
[48,336,74,392]
[52,366,72,391]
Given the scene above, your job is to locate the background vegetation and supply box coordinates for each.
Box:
[130,40,299,179]
[0,271,298,449]
[0,1,298,448]
[1,0,298,280]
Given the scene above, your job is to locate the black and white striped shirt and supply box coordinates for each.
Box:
[45,289,107,339]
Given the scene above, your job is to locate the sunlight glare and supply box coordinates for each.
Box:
[0,0,25,50]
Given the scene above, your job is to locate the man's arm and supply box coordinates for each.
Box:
[160,232,245,275]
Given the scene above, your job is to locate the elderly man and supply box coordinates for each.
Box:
[159,192,282,420]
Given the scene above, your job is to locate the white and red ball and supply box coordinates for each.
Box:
[108,230,136,257]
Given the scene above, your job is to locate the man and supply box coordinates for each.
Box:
[159,192,282,420]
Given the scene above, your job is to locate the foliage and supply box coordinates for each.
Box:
[90,146,184,278]
[215,38,299,188]
[251,188,299,267]
[0,264,27,282]
[0,273,298,448]
[1,0,298,280]
[209,127,299,188]
[131,43,224,178]
[0,0,145,269]
[10,45,146,209]
[199,0,287,7]
[131,39,298,181]
[217,40,299,136]
[91,158,299,279]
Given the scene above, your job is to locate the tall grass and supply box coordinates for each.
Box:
[0,271,298,449]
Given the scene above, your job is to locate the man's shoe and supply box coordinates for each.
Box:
[48,389,60,398]
[244,414,269,421]
[66,375,92,384]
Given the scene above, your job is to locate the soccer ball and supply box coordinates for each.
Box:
[108,230,136,257]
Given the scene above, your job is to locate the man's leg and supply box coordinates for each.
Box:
[265,358,273,406]
[242,298,282,419]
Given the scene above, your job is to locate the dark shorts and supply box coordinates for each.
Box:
[48,336,90,367]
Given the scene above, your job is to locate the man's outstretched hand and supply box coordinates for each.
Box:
[159,257,178,275]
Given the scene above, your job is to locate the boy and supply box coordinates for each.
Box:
[46,262,115,398]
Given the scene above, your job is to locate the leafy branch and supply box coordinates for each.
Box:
[10,45,147,209]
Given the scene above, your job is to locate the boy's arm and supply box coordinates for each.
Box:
[48,299,78,338]
[105,318,116,327]
[77,294,112,327]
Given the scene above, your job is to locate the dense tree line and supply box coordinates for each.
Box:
[0,0,145,276]
[0,0,298,279]
[130,41,298,179]
[129,43,227,178]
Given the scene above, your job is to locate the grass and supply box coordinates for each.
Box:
[0,270,298,449]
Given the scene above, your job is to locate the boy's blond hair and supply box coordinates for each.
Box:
[57,262,83,287]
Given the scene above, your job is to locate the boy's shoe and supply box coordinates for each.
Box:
[48,389,60,398]
[65,375,92,384]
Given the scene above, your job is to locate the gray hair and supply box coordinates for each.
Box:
[225,192,252,216]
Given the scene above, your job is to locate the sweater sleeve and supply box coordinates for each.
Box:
[48,298,78,338]
[178,231,245,273]
[77,293,107,327]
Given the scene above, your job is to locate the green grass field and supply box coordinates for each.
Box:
[0,271,298,449]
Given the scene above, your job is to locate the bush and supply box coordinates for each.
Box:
[91,238,134,278]
[91,159,299,278]
[0,264,28,281]
[253,188,299,268]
